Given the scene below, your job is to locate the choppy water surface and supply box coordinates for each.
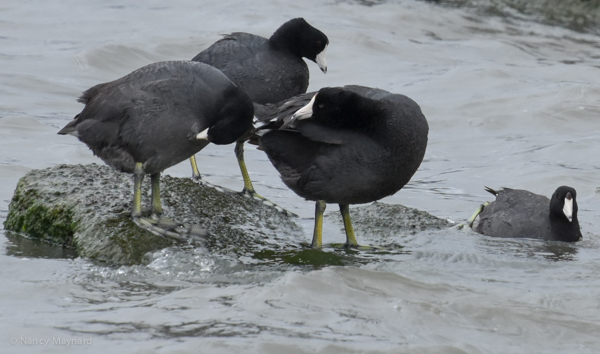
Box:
[1,0,600,353]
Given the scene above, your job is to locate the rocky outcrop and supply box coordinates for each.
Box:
[4,164,451,266]
[3,164,302,265]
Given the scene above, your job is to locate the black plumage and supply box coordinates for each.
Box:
[192,18,328,104]
[190,18,329,196]
[473,186,582,242]
[59,61,254,225]
[258,85,429,248]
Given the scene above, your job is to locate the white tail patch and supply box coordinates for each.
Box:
[196,128,209,141]
[291,93,317,121]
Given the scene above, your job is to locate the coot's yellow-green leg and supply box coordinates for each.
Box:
[234,139,296,217]
[149,172,179,230]
[132,171,202,239]
[234,140,263,199]
[150,173,162,218]
[189,155,201,180]
[132,162,144,218]
[466,202,489,228]
[340,204,359,248]
[310,200,327,248]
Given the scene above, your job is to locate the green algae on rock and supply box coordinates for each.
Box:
[3,164,302,265]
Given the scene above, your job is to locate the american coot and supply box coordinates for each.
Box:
[469,186,582,242]
[190,18,329,198]
[258,85,429,248]
[58,61,254,231]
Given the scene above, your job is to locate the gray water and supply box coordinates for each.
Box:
[2,0,600,353]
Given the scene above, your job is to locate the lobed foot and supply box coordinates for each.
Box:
[455,202,489,231]
[133,216,208,242]
[240,187,297,217]
[191,177,230,194]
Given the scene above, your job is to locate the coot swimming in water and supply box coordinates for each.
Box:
[191,18,329,198]
[258,85,429,248]
[469,186,582,242]
[58,61,254,231]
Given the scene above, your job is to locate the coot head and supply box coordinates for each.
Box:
[205,85,255,145]
[550,186,577,224]
[290,87,383,131]
[270,18,329,73]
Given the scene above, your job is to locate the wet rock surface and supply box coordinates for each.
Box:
[327,201,452,247]
[3,164,303,265]
[4,164,451,266]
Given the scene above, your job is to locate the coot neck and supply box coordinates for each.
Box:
[549,213,582,242]
[269,28,302,58]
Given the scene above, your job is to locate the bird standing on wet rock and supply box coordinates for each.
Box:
[58,61,254,232]
[258,85,429,248]
[190,18,329,198]
[469,186,582,242]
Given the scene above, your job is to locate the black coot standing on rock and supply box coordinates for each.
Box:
[257,85,429,248]
[58,61,254,233]
[190,18,329,198]
[468,186,582,242]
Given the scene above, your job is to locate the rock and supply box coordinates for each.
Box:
[3,164,451,266]
[326,201,452,247]
[3,164,303,265]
